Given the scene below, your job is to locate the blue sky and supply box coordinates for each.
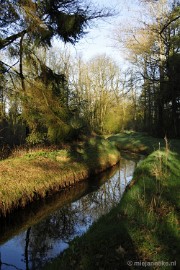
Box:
[64,0,141,65]
[53,0,142,68]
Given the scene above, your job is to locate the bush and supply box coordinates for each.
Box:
[26,132,46,146]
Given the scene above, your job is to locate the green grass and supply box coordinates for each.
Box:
[108,131,180,154]
[43,132,180,270]
[0,137,120,217]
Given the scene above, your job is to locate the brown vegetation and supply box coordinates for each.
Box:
[0,137,120,217]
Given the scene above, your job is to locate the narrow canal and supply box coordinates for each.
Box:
[0,152,142,270]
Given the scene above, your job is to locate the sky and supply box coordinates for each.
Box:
[57,0,142,66]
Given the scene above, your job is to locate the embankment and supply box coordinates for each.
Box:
[0,137,120,217]
[43,132,180,270]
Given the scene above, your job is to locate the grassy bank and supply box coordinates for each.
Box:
[108,131,180,154]
[43,132,180,270]
[0,164,118,245]
[0,137,120,217]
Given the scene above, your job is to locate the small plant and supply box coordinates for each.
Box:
[149,137,170,220]
[26,132,46,146]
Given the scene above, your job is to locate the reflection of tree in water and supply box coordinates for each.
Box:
[23,205,80,269]
[20,158,137,269]
[25,227,31,270]
[0,254,23,270]
[76,159,136,220]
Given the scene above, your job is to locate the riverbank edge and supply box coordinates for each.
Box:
[43,132,180,270]
[0,137,120,217]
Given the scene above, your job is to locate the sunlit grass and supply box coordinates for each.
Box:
[43,132,180,270]
[108,131,180,154]
[0,137,120,216]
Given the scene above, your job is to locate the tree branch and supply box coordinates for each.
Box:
[0,30,27,50]
[160,15,180,35]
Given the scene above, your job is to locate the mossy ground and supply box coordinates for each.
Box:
[0,137,120,217]
[43,132,180,270]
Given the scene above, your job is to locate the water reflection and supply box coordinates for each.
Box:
[0,154,140,270]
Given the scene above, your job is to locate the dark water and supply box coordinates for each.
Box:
[0,153,142,270]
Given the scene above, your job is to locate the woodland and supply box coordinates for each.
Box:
[0,0,180,155]
[0,2,180,268]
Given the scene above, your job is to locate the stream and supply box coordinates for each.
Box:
[0,152,142,270]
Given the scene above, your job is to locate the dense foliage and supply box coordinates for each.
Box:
[0,0,112,149]
[0,0,180,155]
[115,0,180,137]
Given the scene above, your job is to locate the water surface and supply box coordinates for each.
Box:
[0,153,141,270]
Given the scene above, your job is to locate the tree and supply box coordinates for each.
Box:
[0,0,113,80]
[18,48,72,144]
[0,1,114,145]
[70,54,135,134]
[113,0,180,137]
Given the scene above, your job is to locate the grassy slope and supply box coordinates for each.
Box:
[43,132,180,270]
[0,137,120,217]
[0,165,118,246]
[108,131,180,154]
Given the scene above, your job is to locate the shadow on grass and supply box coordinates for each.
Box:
[29,136,120,177]
[125,190,180,266]
[42,136,180,270]
[68,136,120,175]
[108,132,167,155]
[119,155,180,267]
[43,210,141,270]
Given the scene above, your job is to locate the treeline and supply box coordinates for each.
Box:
[0,0,112,149]
[0,47,138,147]
[0,0,180,153]
[114,0,180,137]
